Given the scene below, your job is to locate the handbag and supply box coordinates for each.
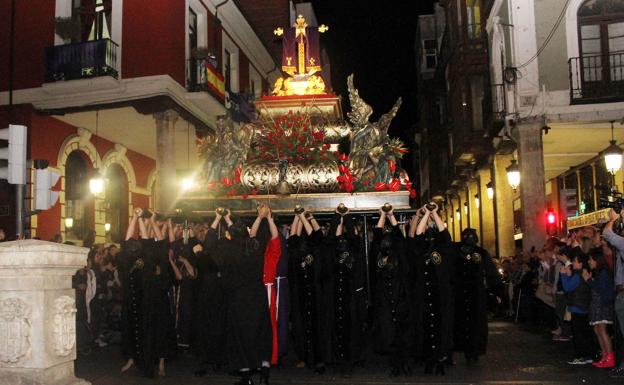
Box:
[535,282,556,308]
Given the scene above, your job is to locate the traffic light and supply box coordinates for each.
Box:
[546,208,557,236]
[0,124,27,185]
[34,160,61,211]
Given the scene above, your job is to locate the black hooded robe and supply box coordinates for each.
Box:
[120,238,176,377]
[371,223,413,370]
[288,229,327,368]
[193,232,227,368]
[410,229,456,370]
[323,213,367,372]
[453,243,502,360]
[206,224,272,372]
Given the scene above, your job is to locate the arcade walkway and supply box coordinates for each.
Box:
[76,321,618,384]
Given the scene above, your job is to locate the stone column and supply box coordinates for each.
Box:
[479,167,496,254]
[153,110,179,213]
[494,153,516,258]
[515,119,547,253]
[468,180,480,235]
[0,240,89,385]
[455,195,463,241]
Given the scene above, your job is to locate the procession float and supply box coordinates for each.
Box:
[179,15,414,215]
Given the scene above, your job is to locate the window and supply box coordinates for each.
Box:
[579,165,595,213]
[188,8,199,87]
[469,75,484,131]
[224,49,231,93]
[72,0,112,42]
[65,151,91,241]
[578,0,624,83]
[424,39,437,69]
[105,164,128,243]
[466,0,481,39]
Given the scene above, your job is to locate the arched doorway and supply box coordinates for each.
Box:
[65,151,93,242]
[105,164,128,243]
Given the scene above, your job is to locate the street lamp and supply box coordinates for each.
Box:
[89,170,105,195]
[180,176,196,191]
[64,217,74,229]
[104,223,111,233]
[455,209,460,220]
[474,194,480,209]
[464,202,468,214]
[604,121,622,176]
[486,181,494,200]
[506,159,520,191]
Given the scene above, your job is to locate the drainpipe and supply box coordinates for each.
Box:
[214,0,230,21]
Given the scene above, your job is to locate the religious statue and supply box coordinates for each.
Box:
[347,74,402,184]
[199,115,255,183]
[272,15,329,96]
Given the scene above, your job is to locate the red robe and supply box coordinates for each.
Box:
[263,236,281,364]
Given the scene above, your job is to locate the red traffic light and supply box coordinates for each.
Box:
[547,212,556,224]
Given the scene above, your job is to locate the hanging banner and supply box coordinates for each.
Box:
[567,208,610,230]
[204,60,225,101]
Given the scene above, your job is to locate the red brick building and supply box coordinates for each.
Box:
[0,0,298,244]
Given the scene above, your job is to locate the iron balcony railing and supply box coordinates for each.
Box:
[45,38,118,82]
[569,52,624,103]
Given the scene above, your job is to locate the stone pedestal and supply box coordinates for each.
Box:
[0,240,90,385]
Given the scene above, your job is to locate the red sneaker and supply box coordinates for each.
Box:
[595,353,615,369]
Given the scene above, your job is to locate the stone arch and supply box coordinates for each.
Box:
[56,134,104,243]
[101,146,137,193]
[566,0,589,61]
[101,146,137,233]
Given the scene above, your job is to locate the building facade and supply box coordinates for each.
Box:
[0,0,303,244]
[417,0,624,256]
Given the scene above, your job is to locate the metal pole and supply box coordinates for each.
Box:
[363,214,371,306]
[10,0,20,237]
[16,184,24,237]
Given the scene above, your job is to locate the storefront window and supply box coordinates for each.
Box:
[579,166,595,213]
[564,173,579,215]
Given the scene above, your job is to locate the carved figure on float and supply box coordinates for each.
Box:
[199,115,255,183]
[0,298,31,364]
[346,74,402,184]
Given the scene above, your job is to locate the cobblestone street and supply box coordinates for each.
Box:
[76,321,620,384]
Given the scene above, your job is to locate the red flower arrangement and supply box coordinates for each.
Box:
[335,152,417,198]
[249,111,337,164]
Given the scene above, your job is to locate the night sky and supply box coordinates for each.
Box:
[311,1,435,174]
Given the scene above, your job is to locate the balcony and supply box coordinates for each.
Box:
[186,59,225,103]
[569,53,624,104]
[45,39,118,82]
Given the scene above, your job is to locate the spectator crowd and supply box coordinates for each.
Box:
[497,208,623,375]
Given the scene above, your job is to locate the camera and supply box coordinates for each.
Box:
[597,185,624,214]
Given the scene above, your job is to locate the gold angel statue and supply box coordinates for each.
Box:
[347,74,402,184]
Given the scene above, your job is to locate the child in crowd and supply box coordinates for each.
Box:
[561,249,594,365]
[586,248,615,368]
